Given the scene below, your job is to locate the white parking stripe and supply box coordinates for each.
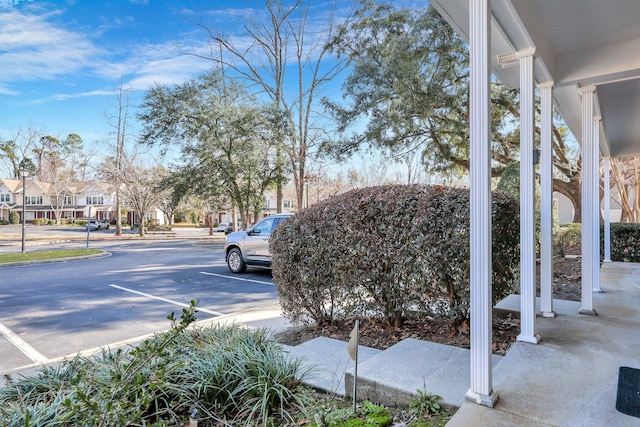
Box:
[200,271,273,285]
[0,322,49,364]
[109,284,226,316]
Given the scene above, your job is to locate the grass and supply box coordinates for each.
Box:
[0,249,102,264]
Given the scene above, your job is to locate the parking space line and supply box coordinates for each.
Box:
[0,322,49,364]
[109,284,226,316]
[200,271,273,285]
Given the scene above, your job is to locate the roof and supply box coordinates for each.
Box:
[431,0,640,158]
[0,179,21,193]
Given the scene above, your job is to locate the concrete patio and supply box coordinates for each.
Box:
[284,261,640,426]
[447,261,640,426]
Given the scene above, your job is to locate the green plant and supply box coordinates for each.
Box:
[554,223,581,257]
[9,211,20,224]
[172,324,313,426]
[308,400,393,427]
[607,222,640,262]
[0,307,317,426]
[271,184,520,330]
[62,299,200,426]
[409,389,442,416]
[0,300,200,426]
[497,161,542,255]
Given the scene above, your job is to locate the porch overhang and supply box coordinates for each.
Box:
[431,0,640,158]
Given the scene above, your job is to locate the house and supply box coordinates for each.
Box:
[0,179,20,222]
[0,177,130,223]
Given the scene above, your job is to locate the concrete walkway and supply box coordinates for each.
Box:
[284,262,640,426]
[447,261,640,426]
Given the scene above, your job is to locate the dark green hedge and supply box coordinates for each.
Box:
[607,223,640,262]
[270,184,520,328]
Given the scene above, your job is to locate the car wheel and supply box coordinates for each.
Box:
[227,248,247,273]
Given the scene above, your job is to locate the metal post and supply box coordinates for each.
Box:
[21,171,26,254]
[352,319,359,413]
[86,205,92,249]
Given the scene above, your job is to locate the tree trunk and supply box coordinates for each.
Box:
[115,188,122,236]
[554,178,581,223]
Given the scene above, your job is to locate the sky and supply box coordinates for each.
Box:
[0,0,355,168]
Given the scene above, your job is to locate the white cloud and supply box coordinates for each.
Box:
[0,7,102,84]
[0,83,19,95]
[96,40,213,91]
[51,90,113,101]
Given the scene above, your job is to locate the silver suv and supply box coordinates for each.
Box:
[224,213,293,273]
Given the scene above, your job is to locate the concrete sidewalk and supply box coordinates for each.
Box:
[447,261,640,426]
[284,262,640,426]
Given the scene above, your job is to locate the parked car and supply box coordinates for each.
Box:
[224,222,243,235]
[86,220,110,231]
[224,213,293,273]
[217,222,228,232]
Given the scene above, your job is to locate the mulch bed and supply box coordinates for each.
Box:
[275,256,582,355]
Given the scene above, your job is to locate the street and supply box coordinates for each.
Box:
[0,235,285,375]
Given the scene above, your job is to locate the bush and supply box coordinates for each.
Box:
[9,211,20,224]
[31,218,49,226]
[0,303,312,426]
[145,218,172,231]
[497,161,541,254]
[608,222,640,262]
[554,223,581,256]
[0,219,8,225]
[271,184,520,329]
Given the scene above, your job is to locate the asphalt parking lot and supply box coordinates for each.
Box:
[0,227,290,380]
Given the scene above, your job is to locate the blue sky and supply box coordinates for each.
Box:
[0,0,354,165]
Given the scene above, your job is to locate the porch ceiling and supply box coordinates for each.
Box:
[431,0,640,158]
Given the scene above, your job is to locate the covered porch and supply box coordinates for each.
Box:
[449,262,640,425]
[429,0,640,421]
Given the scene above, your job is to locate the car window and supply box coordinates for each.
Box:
[253,217,275,234]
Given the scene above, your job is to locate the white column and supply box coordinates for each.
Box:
[517,49,540,344]
[466,0,498,408]
[603,156,612,263]
[592,117,603,293]
[539,82,555,318]
[579,86,597,315]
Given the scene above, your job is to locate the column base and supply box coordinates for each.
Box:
[465,388,499,408]
[578,308,597,316]
[539,311,556,318]
[516,333,540,344]
[603,259,612,263]
[593,287,604,293]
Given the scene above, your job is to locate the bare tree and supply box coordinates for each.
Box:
[35,134,85,224]
[104,81,132,235]
[608,156,640,223]
[119,156,162,237]
[185,0,349,211]
[0,127,42,178]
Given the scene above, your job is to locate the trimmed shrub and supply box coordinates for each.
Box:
[31,218,49,226]
[554,223,581,256]
[608,222,640,262]
[271,184,520,329]
[9,211,20,224]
